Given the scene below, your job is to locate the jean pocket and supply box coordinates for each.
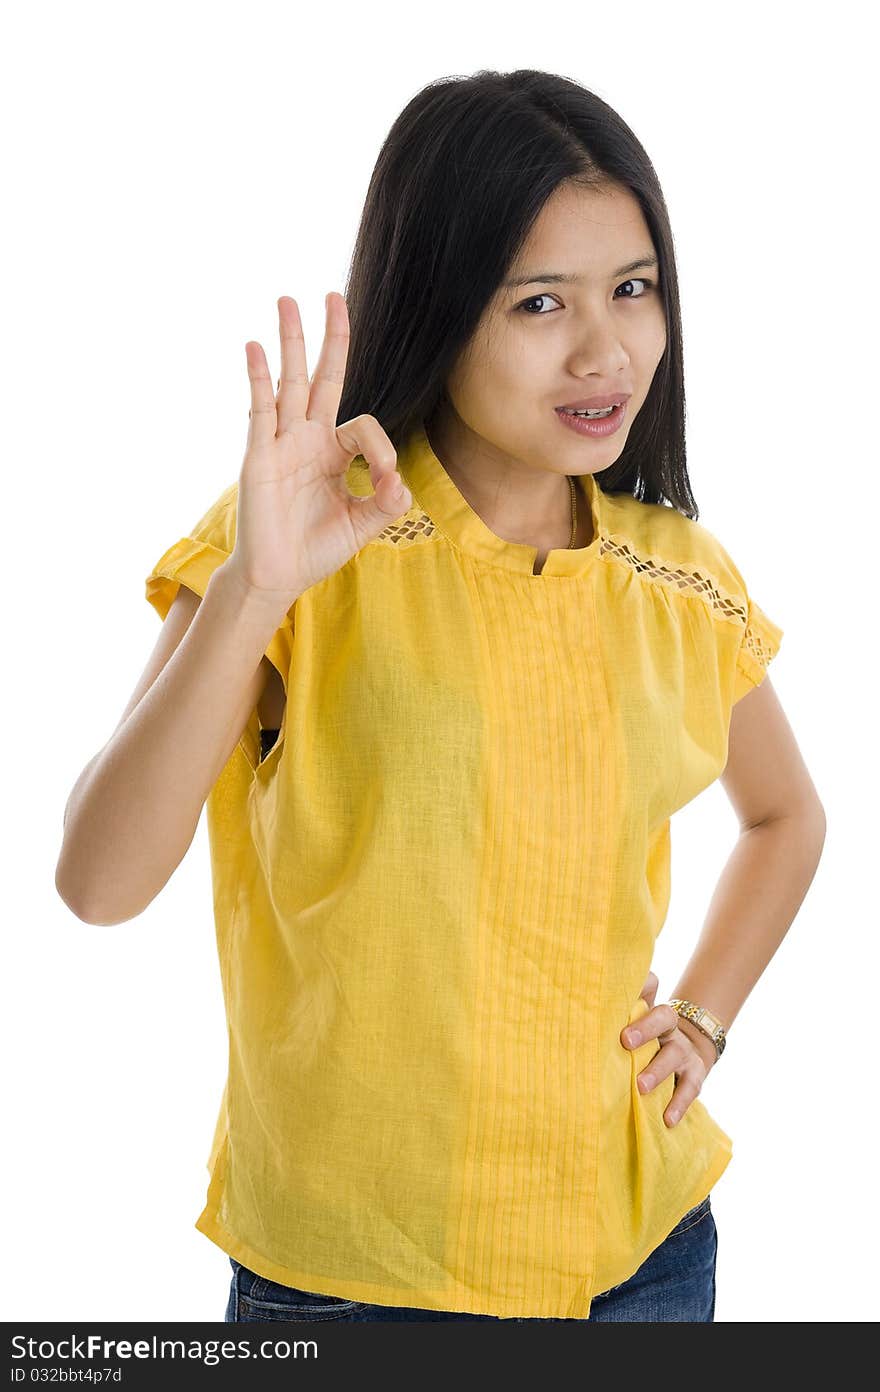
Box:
[667,1194,712,1237]
[236,1265,365,1322]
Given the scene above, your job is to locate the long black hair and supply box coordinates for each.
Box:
[338,68,697,519]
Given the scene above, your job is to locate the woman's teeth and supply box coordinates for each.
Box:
[562,406,616,418]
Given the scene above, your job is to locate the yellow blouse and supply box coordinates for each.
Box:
[144,423,783,1319]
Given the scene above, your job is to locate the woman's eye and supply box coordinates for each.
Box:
[517,292,557,315]
[616,277,654,299]
[516,278,655,315]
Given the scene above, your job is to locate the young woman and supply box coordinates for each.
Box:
[57,69,825,1323]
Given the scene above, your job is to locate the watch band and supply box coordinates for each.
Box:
[669,998,727,1060]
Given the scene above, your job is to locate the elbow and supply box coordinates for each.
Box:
[770,800,827,859]
[802,798,827,845]
[746,801,827,862]
[55,852,88,922]
[54,860,147,927]
[769,798,826,835]
[54,868,104,925]
[55,878,99,925]
[56,888,146,927]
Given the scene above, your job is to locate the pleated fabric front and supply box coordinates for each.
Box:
[144,423,783,1319]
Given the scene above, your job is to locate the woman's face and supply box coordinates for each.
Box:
[439,180,668,480]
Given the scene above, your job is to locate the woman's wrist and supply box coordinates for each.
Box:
[674,1014,720,1072]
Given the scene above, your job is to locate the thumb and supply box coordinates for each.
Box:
[640,971,659,1008]
[348,469,413,543]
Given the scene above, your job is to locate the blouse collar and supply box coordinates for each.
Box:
[397,422,606,578]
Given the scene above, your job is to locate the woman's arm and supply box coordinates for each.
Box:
[670,675,826,1037]
[55,561,296,926]
[622,676,826,1121]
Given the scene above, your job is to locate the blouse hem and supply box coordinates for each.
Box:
[195,1132,734,1321]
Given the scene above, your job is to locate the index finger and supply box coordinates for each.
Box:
[623,1003,678,1046]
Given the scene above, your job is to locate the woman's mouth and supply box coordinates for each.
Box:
[555,401,628,438]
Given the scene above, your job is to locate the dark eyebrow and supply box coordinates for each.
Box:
[503,254,659,289]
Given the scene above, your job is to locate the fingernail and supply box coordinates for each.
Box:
[627,1029,641,1045]
[639,1073,654,1091]
[668,1109,679,1124]
[391,475,404,497]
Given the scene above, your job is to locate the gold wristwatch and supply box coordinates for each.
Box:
[669,999,727,1060]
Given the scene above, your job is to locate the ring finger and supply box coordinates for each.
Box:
[663,1069,703,1127]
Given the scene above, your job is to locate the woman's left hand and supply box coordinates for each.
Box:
[622,971,718,1128]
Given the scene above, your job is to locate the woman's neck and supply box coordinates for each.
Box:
[424,407,591,553]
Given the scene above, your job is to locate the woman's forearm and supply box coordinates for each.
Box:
[670,808,827,1040]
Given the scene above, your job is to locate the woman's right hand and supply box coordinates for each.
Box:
[225,292,412,611]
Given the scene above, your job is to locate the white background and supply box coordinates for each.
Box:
[4,0,875,1324]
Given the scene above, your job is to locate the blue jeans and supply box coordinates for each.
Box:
[224,1193,717,1323]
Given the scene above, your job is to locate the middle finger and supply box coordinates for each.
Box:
[276,295,311,431]
[304,290,351,428]
[636,1037,689,1094]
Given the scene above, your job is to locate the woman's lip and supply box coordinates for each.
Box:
[557,395,630,410]
[555,401,628,437]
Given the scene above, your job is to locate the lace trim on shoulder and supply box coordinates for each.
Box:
[739,616,777,668]
[600,534,749,627]
[372,509,438,546]
[372,511,762,658]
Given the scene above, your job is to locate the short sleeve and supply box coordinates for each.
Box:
[677,513,784,711]
[731,594,784,705]
[144,480,294,689]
